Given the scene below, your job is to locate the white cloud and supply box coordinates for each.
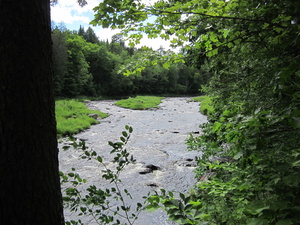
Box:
[51,0,100,24]
[51,6,90,24]
[136,37,172,50]
[94,28,121,42]
[50,0,174,50]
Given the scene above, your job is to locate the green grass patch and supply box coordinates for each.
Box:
[192,96,214,116]
[115,96,165,110]
[55,99,108,136]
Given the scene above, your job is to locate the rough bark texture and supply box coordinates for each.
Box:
[0,0,64,224]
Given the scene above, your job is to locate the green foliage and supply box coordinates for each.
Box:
[51,26,208,98]
[55,99,108,136]
[191,96,214,116]
[185,47,300,223]
[60,126,144,224]
[121,50,206,95]
[115,96,165,110]
[51,28,68,96]
[91,0,300,71]
[91,0,300,223]
[146,189,207,224]
[64,33,96,97]
[83,26,100,44]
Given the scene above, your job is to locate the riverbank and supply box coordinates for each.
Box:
[59,97,207,224]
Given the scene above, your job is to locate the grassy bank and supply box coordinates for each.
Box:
[55,99,108,136]
[192,96,214,116]
[115,96,165,110]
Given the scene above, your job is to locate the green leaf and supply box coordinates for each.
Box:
[275,219,293,225]
[68,173,75,177]
[63,146,70,150]
[120,136,126,142]
[190,201,201,207]
[209,32,218,42]
[169,215,185,223]
[163,200,178,209]
[247,218,269,225]
[97,156,103,163]
[179,193,185,201]
[234,151,243,160]
[122,131,128,137]
[163,62,171,69]
[256,206,270,215]
[80,207,87,213]
[128,126,133,133]
[145,203,159,212]
[212,122,222,133]
[223,29,230,38]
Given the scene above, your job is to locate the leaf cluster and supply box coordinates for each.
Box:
[51,25,208,97]
[57,0,300,224]
[90,0,300,224]
[60,126,144,225]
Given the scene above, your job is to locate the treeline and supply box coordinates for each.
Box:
[51,24,210,97]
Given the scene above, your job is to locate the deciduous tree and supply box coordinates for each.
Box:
[91,0,300,223]
[0,0,64,224]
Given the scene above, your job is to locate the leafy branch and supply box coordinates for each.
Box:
[60,125,144,225]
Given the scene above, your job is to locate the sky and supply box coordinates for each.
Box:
[50,0,171,50]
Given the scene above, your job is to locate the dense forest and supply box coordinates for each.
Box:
[51,24,211,97]
[2,0,299,224]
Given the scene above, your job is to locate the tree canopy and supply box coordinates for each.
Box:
[51,25,209,97]
[90,0,300,224]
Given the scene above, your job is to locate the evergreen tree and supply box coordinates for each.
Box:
[78,25,85,36]
[84,27,100,44]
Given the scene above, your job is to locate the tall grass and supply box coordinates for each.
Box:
[192,96,214,116]
[115,96,165,110]
[55,99,108,136]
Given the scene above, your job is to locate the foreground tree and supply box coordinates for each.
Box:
[0,0,64,224]
[92,0,300,224]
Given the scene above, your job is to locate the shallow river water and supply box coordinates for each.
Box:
[59,97,207,224]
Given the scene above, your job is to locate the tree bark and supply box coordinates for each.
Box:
[0,0,64,224]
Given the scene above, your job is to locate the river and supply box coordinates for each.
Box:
[59,97,207,224]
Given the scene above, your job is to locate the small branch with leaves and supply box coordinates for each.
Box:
[60,125,144,225]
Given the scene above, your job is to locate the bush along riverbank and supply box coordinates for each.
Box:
[191,96,214,117]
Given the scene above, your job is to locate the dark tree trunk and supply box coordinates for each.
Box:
[0,0,64,224]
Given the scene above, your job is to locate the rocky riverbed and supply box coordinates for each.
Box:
[59,97,207,224]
